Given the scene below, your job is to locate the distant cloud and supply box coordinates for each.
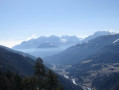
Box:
[107,29,119,34]
[0,34,38,48]
[60,39,67,43]
[77,35,88,39]
[26,34,38,40]
[0,40,23,48]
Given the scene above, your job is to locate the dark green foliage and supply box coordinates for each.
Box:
[0,58,63,90]
[21,76,38,90]
[22,58,63,90]
[0,70,22,90]
[34,57,45,77]
[46,69,59,90]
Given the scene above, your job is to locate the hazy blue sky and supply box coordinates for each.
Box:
[0,0,119,47]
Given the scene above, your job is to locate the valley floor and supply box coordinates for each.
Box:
[51,64,92,90]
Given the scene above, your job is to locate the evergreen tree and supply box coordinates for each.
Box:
[47,69,63,90]
[33,57,46,89]
[14,74,22,90]
[0,70,22,90]
[34,57,45,77]
[21,57,63,90]
[21,76,38,90]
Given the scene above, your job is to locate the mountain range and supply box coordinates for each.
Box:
[13,31,112,50]
[81,31,113,42]
[13,35,81,49]
[44,33,118,65]
[12,31,113,58]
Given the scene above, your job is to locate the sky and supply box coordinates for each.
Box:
[0,0,119,47]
